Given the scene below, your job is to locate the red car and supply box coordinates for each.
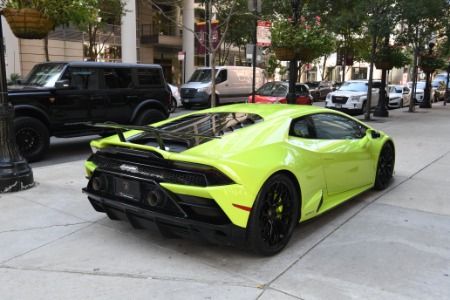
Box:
[247,81,313,105]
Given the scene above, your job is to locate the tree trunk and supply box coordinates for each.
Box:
[44,36,50,62]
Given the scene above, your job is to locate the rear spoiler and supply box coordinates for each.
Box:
[85,122,220,151]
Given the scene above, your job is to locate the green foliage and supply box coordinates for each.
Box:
[0,0,94,27]
[264,52,281,79]
[270,16,336,62]
[418,51,447,71]
[215,0,254,53]
[374,44,411,68]
[7,73,21,85]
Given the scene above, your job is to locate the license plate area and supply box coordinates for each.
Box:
[335,104,342,108]
[114,177,140,201]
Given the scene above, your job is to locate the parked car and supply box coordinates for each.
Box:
[406,82,426,103]
[8,61,170,162]
[168,84,181,112]
[82,103,395,256]
[332,81,344,91]
[180,66,265,108]
[247,81,312,105]
[388,85,411,108]
[325,80,382,114]
[305,81,333,101]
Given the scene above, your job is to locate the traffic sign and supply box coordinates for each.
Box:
[256,20,271,47]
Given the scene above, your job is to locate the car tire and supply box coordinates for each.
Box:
[374,142,395,190]
[168,97,177,113]
[183,103,193,109]
[14,117,50,163]
[134,109,166,126]
[361,101,367,115]
[246,173,299,256]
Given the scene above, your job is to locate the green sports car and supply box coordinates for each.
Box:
[82,103,395,256]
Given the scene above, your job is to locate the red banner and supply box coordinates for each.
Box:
[196,20,220,55]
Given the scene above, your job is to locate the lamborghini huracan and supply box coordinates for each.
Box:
[82,104,395,256]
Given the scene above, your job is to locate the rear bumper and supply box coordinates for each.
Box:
[83,188,247,248]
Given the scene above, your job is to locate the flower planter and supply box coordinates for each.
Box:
[2,8,54,39]
[374,60,394,70]
[274,47,295,61]
[420,66,436,73]
[296,49,313,62]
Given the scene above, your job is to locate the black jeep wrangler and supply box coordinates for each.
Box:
[9,61,171,162]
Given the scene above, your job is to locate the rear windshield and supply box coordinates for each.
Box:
[127,112,264,152]
[159,112,263,137]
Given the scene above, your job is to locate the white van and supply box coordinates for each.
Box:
[180,66,265,109]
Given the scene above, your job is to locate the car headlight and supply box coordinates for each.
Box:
[326,94,331,100]
[197,87,210,93]
[350,96,361,101]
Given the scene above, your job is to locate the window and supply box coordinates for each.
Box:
[311,114,366,140]
[137,68,162,86]
[295,84,309,93]
[290,118,312,138]
[216,70,227,83]
[64,68,99,90]
[256,83,275,96]
[23,63,66,87]
[104,68,132,89]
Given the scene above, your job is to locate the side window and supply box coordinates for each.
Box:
[311,113,366,140]
[295,84,308,93]
[65,67,99,90]
[216,70,227,83]
[137,68,163,86]
[104,68,132,89]
[290,117,313,138]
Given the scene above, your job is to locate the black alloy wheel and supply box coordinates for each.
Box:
[374,142,395,190]
[246,173,299,256]
[14,117,50,163]
[134,109,166,126]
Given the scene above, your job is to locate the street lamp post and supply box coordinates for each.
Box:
[0,17,34,192]
[373,37,390,118]
[420,42,435,109]
[286,0,300,105]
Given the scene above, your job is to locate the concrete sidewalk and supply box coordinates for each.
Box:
[1,104,450,299]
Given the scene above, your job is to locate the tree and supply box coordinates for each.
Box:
[70,0,127,61]
[215,0,254,65]
[394,0,449,111]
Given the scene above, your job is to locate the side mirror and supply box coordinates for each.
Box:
[370,130,381,139]
[55,80,70,89]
